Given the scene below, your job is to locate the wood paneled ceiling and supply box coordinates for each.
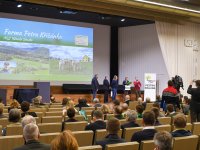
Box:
[14,0,200,24]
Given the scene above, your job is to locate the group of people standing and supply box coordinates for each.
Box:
[91,74,141,103]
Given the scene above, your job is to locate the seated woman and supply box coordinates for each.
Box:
[51,130,79,150]
[21,101,37,117]
[8,99,20,112]
[171,114,192,137]
[2,108,21,136]
[114,106,125,120]
[136,104,144,118]
[151,107,161,126]
[101,104,111,120]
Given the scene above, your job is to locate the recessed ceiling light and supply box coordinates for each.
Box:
[121,18,125,22]
[17,4,22,8]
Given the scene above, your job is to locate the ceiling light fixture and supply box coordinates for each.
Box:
[134,0,200,14]
[121,18,125,22]
[17,4,22,8]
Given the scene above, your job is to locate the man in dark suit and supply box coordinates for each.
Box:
[131,111,157,143]
[103,76,110,103]
[13,123,50,150]
[91,74,99,100]
[96,118,126,150]
[121,110,139,129]
[85,110,106,132]
[187,80,200,122]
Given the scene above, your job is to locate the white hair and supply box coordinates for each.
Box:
[93,98,99,103]
[23,123,39,142]
[21,115,36,128]
[126,110,137,122]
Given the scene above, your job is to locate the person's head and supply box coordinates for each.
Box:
[126,110,137,122]
[93,98,100,104]
[195,80,200,87]
[9,108,21,123]
[156,95,160,100]
[114,106,123,115]
[113,75,118,80]
[32,96,42,105]
[136,104,144,114]
[154,131,172,150]
[21,101,30,113]
[153,103,160,109]
[51,130,78,150]
[105,76,107,80]
[21,115,36,128]
[166,104,174,113]
[0,103,4,115]
[145,97,151,103]
[95,74,98,79]
[125,95,130,101]
[10,99,20,109]
[168,80,173,86]
[92,110,104,121]
[151,107,160,120]
[67,108,76,119]
[142,111,155,126]
[106,118,120,134]
[173,114,187,129]
[62,98,69,106]
[101,104,110,114]
[23,123,40,142]
[122,103,129,112]
[125,77,128,80]
[113,100,120,106]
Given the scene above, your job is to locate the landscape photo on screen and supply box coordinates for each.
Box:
[0,18,93,81]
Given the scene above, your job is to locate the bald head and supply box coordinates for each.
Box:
[21,115,36,128]
[23,123,40,142]
[125,95,130,101]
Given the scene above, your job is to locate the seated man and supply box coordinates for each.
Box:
[124,95,131,105]
[85,110,106,132]
[114,106,125,120]
[13,123,50,150]
[122,103,129,117]
[165,104,178,117]
[21,115,36,128]
[131,111,157,143]
[93,98,102,108]
[21,101,37,118]
[96,118,125,150]
[154,131,172,150]
[65,108,77,122]
[171,114,192,137]
[121,110,139,129]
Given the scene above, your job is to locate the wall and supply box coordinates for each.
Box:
[118,24,169,96]
[0,12,110,85]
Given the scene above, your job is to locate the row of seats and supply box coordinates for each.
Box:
[0,130,199,150]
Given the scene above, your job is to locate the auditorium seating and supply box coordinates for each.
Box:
[155,125,171,132]
[39,132,59,144]
[192,122,200,135]
[45,111,63,116]
[79,145,102,150]
[42,116,63,123]
[122,127,143,142]
[73,131,94,146]
[38,123,62,133]
[6,125,23,136]
[140,140,154,150]
[48,108,63,112]
[158,117,171,125]
[128,101,138,110]
[0,118,9,128]
[106,142,139,150]
[172,135,198,150]
[65,115,85,121]
[0,135,23,150]
[145,103,153,111]
[94,129,122,144]
[171,123,192,131]
[64,121,88,131]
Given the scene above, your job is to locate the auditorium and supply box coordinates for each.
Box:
[0,0,200,150]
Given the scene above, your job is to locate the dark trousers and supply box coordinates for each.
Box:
[112,88,117,100]
[104,90,109,103]
[92,90,97,100]
[190,110,200,123]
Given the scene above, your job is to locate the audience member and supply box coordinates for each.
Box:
[165,104,177,117]
[181,96,190,115]
[32,95,45,106]
[101,104,110,120]
[0,103,7,118]
[114,106,125,120]
[142,97,151,109]
[131,111,157,143]
[93,98,102,107]
[21,101,37,117]
[124,95,131,105]
[13,123,50,150]
[137,97,143,105]
[50,94,56,103]
[151,107,161,126]
[75,98,89,109]
[171,114,192,137]
[51,130,78,150]
[136,104,144,118]
[85,110,106,132]
[121,110,139,129]
[96,118,125,150]
[121,103,129,117]
[21,115,36,128]
[153,103,165,117]
[8,108,21,125]
[154,131,172,150]
[8,99,20,112]
[65,108,77,122]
